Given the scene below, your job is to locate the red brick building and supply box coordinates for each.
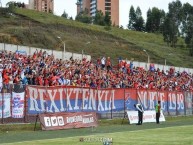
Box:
[28,0,54,13]
[76,0,119,26]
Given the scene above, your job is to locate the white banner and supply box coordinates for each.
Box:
[127,110,165,124]
[12,92,25,118]
[0,93,11,118]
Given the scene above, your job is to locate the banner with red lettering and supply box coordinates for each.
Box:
[127,110,165,124]
[39,112,98,131]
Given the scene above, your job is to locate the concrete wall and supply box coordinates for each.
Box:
[132,61,193,74]
[0,43,91,61]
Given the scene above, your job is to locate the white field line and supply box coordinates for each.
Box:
[2,125,193,145]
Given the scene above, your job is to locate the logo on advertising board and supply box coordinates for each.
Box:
[40,112,98,131]
[44,116,64,127]
[13,97,24,108]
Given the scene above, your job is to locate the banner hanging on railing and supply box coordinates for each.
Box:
[127,110,166,124]
[12,92,25,118]
[26,86,190,115]
[0,93,11,118]
[39,112,98,131]
[26,86,124,114]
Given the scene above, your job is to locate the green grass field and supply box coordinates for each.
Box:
[0,116,193,145]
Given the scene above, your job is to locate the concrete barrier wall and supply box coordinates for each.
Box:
[0,43,91,61]
[132,60,193,74]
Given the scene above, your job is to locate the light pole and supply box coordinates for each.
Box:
[57,36,66,60]
[164,53,172,66]
[57,36,65,52]
[143,49,150,63]
[82,41,90,60]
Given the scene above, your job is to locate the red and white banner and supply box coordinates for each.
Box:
[39,112,98,131]
[127,110,166,124]
[0,93,11,118]
[12,92,25,118]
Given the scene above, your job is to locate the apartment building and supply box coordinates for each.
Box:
[28,0,54,13]
[76,0,119,26]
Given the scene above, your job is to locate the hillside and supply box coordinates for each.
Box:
[0,8,192,68]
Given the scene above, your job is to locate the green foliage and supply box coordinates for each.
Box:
[6,1,25,12]
[185,15,193,56]
[145,7,165,33]
[93,10,105,26]
[0,8,10,17]
[104,25,111,31]
[75,9,92,24]
[134,7,145,31]
[104,11,112,26]
[162,0,183,47]
[61,10,68,19]
[145,8,152,32]
[128,5,136,30]
[180,3,193,36]
[128,6,144,31]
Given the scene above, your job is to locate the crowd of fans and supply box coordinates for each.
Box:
[0,49,192,91]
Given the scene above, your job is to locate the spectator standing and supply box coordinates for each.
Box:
[134,103,144,125]
[101,57,106,70]
[155,100,161,124]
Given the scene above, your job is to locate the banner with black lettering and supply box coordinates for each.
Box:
[39,112,98,131]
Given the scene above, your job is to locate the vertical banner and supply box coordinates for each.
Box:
[0,93,11,118]
[184,92,193,115]
[12,92,25,118]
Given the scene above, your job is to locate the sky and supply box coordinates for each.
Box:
[2,0,193,28]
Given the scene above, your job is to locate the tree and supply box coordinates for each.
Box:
[145,7,166,33]
[69,16,73,20]
[159,10,166,33]
[145,8,152,32]
[104,11,111,26]
[75,9,92,24]
[151,7,162,32]
[184,14,193,56]
[162,0,183,47]
[93,10,105,26]
[162,14,178,47]
[168,0,183,36]
[61,10,68,19]
[6,1,25,8]
[134,6,144,31]
[128,5,136,30]
[181,3,193,37]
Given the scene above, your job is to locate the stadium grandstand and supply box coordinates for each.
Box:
[0,49,192,92]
